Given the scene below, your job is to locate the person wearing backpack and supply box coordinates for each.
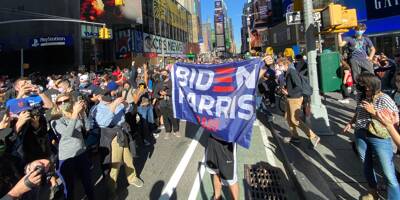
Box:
[277,58,320,148]
[338,23,376,82]
[339,59,353,104]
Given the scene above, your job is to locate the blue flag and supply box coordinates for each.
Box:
[171,59,264,148]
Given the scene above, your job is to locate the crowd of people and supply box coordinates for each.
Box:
[255,23,400,200]
[0,61,182,200]
[1,21,400,200]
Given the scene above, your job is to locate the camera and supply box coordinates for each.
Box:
[34,165,55,183]
[29,108,43,118]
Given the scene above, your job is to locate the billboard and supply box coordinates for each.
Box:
[115,29,132,59]
[366,0,400,20]
[215,23,224,34]
[215,0,222,9]
[133,30,143,53]
[252,0,271,27]
[216,34,225,47]
[80,0,143,24]
[143,33,183,55]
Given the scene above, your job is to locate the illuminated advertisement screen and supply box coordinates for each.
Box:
[215,22,224,34]
[80,0,143,24]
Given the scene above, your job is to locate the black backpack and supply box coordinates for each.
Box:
[298,73,313,96]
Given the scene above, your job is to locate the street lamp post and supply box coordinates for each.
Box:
[303,0,332,135]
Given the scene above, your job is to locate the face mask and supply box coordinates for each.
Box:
[59,102,73,113]
[356,30,365,36]
[80,82,89,88]
[137,68,142,74]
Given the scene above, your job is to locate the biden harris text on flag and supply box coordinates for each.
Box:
[171,59,264,148]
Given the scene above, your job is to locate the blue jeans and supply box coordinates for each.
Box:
[355,129,400,200]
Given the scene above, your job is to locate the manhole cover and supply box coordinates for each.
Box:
[244,162,287,200]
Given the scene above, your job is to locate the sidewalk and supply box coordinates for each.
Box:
[268,92,369,200]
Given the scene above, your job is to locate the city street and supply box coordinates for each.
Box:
[116,119,299,200]
[1,0,400,200]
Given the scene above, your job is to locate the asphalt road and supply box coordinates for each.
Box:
[66,117,299,200]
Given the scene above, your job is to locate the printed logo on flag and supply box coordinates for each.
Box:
[171,59,264,148]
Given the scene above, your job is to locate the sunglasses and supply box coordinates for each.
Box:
[56,99,70,105]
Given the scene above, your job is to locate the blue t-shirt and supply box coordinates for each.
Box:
[344,36,374,61]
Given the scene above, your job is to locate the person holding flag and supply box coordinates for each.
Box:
[171,57,268,200]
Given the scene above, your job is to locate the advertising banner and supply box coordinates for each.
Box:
[30,36,73,48]
[143,33,183,55]
[216,34,225,47]
[80,0,143,24]
[115,29,132,59]
[172,59,264,148]
[366,0,400,20]
[215,0,222,9]
[133,30,143,53]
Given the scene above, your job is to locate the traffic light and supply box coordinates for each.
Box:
[336,8,357,30]
[293,0,303,12]
[115,0,124,6]
[99,26,111,39]
[321,3,357,31]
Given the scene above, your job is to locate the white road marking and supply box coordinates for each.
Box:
[257,120,277,167]
[187,155,206,200]
[160,127,204,199]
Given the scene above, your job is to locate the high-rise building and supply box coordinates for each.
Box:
[214,0,228,54]
[178,0,202,57]
[201,21,212,53]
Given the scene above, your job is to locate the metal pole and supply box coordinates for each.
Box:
[316,22,323,53]
[303,0,332,135]
[20,48,24,77]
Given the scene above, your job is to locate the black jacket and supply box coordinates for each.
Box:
[286,67,303,98]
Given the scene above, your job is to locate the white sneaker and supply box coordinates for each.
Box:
[153,133,159,139]
[159,125,165,130]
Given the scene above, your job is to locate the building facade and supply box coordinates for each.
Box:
[342,0,400,56]
[200,22,212,53]
[0,0,198,76]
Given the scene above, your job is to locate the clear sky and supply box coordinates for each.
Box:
[201,0,247,53]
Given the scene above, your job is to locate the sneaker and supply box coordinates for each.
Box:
[360,193,378,200]
[310,136,320,148]
[143,139,151,146]
[338,99,350,104]
[130,177,144,188]
[159,125,165,130]
[173,131,181,138]
[164,133,170,140]
[283,136,301,144]
[153,133,160,139]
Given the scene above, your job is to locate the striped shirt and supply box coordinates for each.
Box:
[355,93,399,130]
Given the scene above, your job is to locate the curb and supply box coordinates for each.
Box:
[260,117,337,200]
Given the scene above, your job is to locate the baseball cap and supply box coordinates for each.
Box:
[92,88,108,96]
[6,98,32,115]
[80,74,89,82]
[107,81,119,91]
